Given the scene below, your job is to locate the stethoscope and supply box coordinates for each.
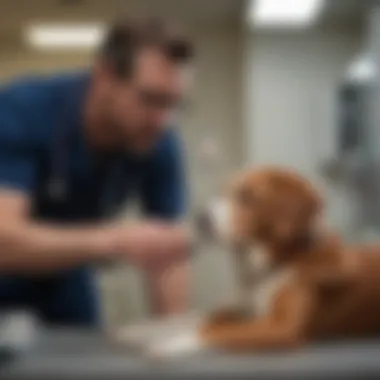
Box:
[46,116,128,217]
[47,119,71,202]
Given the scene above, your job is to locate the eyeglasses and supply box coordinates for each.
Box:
[136,88,190,112]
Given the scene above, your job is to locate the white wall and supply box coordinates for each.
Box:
[244,30,363,235]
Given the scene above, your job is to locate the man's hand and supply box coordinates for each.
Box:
[99,222,191,315]
[0,189,191,276]
[104,222,190,268]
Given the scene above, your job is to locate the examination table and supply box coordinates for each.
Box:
[0,313,380,379]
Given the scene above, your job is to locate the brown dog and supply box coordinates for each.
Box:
[147,166,380,358]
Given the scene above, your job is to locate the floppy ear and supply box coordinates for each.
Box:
[315,271,357,292]
[271,186,323,245]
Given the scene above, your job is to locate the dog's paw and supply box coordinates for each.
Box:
[146,331,203,360]
[205,308,244,326]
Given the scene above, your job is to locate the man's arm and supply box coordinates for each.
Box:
[0,136,190,274]
[0,190,190,274]
[0,83,191,275]
[0,190,112,273]
[141,130,190,315]
[0,111,113,273]
[0,133,189,274]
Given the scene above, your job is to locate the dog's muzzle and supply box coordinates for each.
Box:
[194,198,231,244]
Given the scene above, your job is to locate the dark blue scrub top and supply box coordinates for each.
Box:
[0,71,186,326]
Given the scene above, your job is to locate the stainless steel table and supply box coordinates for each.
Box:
[1,328,380,379]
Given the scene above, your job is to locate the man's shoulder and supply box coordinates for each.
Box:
[0,70,86,108]
[0,71,88,146]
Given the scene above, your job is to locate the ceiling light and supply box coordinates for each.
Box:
[25,23,106,50]
[347,54,377,84]
[248,0,325,29]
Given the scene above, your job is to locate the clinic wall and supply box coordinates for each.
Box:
[367,7,380,159]
[244,30,363,236]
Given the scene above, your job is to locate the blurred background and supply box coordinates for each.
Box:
[0,0,378,328]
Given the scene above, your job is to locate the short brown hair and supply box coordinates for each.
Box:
[98,17,194,78]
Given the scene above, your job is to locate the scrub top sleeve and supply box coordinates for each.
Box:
[0,106,37,194]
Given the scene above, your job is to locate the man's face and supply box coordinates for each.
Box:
[101,48,190,153]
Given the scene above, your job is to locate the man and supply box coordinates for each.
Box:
[0,17,193,326]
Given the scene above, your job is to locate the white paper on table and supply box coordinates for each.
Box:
[113,311,205,352]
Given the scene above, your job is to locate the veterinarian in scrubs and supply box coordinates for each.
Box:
[0,17,193,326]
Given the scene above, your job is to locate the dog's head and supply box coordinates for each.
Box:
[199,167,322,259]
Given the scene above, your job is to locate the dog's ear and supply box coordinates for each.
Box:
[278,191,321,238]
[263,174,323,246]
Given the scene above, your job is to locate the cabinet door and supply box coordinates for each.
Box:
[336,81,380,238]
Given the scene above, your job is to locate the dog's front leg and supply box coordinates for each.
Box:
[145,317,301,359]
[201,285,314,352]
[146,279,313,358]
[145,303,250,358]
[200,318,302,352]
[200,280,254,335]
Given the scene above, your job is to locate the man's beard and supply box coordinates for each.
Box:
[111,121,162,155]
[131,130,162,155]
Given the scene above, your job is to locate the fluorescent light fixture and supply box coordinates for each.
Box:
[25,23,106,50]
[249,0,325,29]
[347,54,377,84]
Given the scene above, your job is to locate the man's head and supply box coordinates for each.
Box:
[91,17,193,153]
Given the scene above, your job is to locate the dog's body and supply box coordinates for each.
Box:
[207,237,380,347]
[147,167,380,358]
